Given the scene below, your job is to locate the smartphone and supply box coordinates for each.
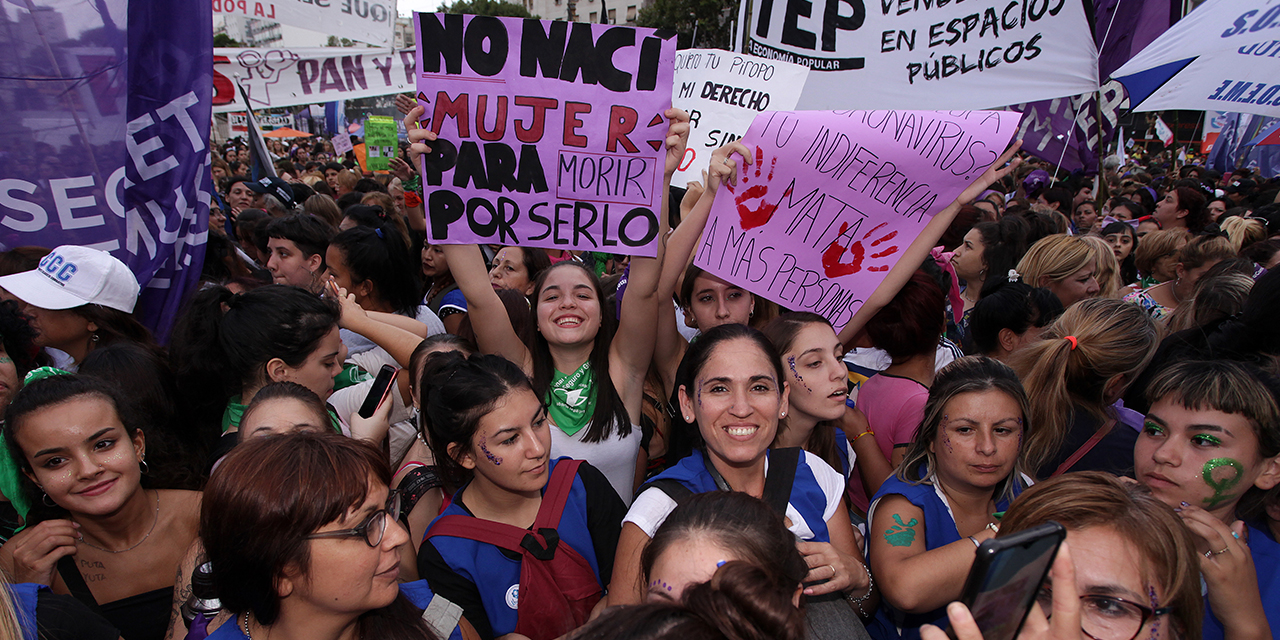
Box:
[946,521,1066,640]
[358,365,398,419]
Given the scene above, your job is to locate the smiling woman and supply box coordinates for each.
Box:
[416,351,625,640]
[0,373,201,640]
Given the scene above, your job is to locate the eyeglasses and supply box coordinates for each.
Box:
[1036,588,1170,640]
[304,492,402,548]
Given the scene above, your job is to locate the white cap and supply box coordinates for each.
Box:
[0,246,140,313]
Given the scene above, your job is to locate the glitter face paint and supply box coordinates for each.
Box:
[479,435,503,466]
[1148,586,1161,640]
[1202,457,1244,509]
[696,378,703,407]
[649,579,674,593]
[787,356,812,393]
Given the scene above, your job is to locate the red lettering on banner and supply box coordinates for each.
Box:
[564,102,591,147]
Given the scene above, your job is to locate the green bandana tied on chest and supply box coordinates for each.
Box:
[547,361,596,437]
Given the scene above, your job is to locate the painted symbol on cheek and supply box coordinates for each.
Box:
[1202,458,1244,509]
[649,579,674,593]
[1148,586,1161,639]
[0,356,11,365]
[884,513,918,547]
[787,356,812,393]
[696,378,703,408]
[479,436,503,466]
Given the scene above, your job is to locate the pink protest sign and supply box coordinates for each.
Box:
[694,110,1019,331]
[412,14,676,256]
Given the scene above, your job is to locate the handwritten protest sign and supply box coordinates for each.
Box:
[364,116,397,171]
[672,49,809,183]
[412,14,677,256]
[694,110,1019,331]
[745,0,1097,111]
[213,47,415,113]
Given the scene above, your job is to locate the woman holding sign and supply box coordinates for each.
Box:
[404,105,690,505]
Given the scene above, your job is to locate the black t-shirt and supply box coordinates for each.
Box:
[417,462,625,640]
[37,589,120,640]
[1037,406,1138,479]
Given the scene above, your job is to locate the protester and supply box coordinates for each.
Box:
[487,245,551,296]
[965,281,1062,362]
[1016,235,1100,309]
[1101,221,1139,286]
[1124,234,1235,321]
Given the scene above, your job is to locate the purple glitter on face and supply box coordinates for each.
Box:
[1148,586,1161,639]
[479,435,503,466]
[787,356,812,393]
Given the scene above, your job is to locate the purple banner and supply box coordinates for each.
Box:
[0,0,211,340]
[1008,81,1126,174]
[1094,0,1171,81]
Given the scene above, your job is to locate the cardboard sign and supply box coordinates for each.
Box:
[213,47,416,113]
[364,115,398,171]
[671,49,809,183]
[745,0,1098,111]
[412,13,676,256]
[694,109,1019,331]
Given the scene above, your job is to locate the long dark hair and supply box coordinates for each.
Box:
[202,431,436,639]
[418,351,537,486]
[1100,221,1139,285]
[329,225,421,316]
[973,215,1029,298]
[530,261,630,443]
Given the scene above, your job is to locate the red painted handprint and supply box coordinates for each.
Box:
[732,146,787,231]
[822,222,901,278]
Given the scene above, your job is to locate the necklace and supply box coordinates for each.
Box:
[76,490,160,554]
[243,611,253,639]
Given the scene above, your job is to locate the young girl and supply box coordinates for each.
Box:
[1134,359,1280,640]
[1016,235,1100,309]
[612,323,873,625]
[868,356,1032,640]
[416,352,625,640]
[406,106,690,502]
[0,373,201,640]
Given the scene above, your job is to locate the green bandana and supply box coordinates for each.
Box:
[547,361,596,437]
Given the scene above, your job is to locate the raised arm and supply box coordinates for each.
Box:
[653,143,753,396]
[405,106,532,371]
[839,140,1023,345]
[610,109,689,420]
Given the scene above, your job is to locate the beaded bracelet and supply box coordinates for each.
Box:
[845,562,875,617]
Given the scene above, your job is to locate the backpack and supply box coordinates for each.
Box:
[425,459,601,640]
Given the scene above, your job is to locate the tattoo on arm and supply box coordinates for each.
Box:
[165,564,189,640]
[883,513,919,547]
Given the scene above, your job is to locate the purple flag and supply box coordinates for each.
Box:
[0,0,212,341]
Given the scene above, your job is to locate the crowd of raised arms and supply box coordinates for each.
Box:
[0,102,1275,640]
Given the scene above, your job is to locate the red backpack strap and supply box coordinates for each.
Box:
[533,459,582,530]
[425,514,527,552]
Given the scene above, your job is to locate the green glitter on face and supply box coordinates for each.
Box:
[1192,433,1224,447]
[1202,458,1244,509]
[0,356,11,365]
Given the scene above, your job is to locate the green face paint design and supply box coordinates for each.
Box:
[884,513,918,547]
[1192,434,1224,447]
[0,356,11,365]
[1202,458,1244,509]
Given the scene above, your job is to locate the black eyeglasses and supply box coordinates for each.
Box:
[305,492,402,548]
[1036,588,1170,640]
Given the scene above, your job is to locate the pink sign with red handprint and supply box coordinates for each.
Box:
[694,109,1019,331]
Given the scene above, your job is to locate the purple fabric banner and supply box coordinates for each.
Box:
[0,0,212,340]
[1094,0,1172,81]
[1008,82,1126,174]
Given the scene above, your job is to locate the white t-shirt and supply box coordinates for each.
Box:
[550,423,642,506]
[623,450,845,540]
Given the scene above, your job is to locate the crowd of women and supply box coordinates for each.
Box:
[0,106,1274,640]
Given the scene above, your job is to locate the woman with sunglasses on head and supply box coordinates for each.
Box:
[920,472,1203,640]
[1134,360,1280,640]
[405,106,690,504]
[0,372,201,640]
[199,430,467,640]
[416,352,625,640]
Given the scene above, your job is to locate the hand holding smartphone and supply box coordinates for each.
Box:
[358,364,399,419]
[946,522,1066,640]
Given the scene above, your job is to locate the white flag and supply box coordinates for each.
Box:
[1155,116,1174,147]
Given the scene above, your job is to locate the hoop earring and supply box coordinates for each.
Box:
[139,460,149,475]
[91,332,100,343]
[42,492,56,508]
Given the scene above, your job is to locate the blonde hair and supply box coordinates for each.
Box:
[0,572,28,640]
[1175,234,1236,272]
[1220,216,1267,253]
[1134,228,1190,279]
[334,169,359,191]
[1080,235,1122,298]
[1008,298,1158,472]
[1016,234,1093,289]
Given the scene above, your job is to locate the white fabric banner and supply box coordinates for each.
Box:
[745,0,1099,110]
[212,0,397,46]
[1113,0,1280,117]
[671,49,810,182]
[213,47,415,113]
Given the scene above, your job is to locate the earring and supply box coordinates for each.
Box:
[90,332,99,343]
[41,492,56,508]
[139,460,149,475]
